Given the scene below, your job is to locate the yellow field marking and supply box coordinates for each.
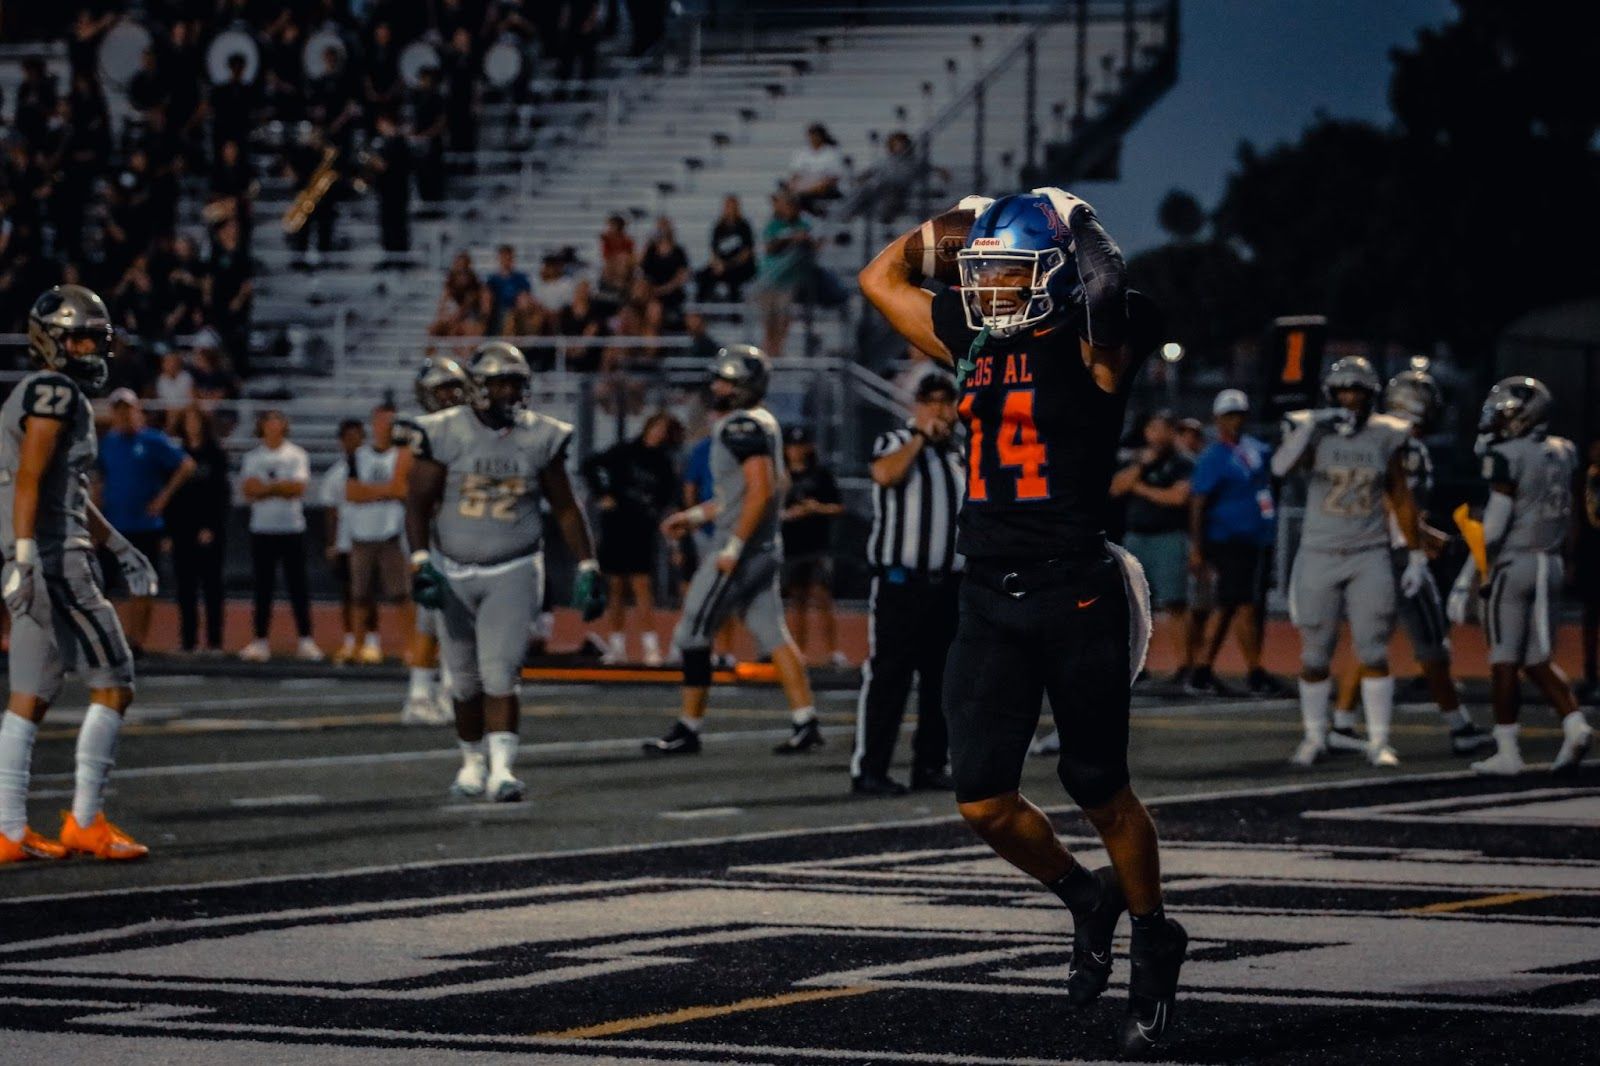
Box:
[1404,891,1554,915]
[538,985,874,1040]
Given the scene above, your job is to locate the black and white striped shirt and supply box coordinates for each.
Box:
[868,424,965,574]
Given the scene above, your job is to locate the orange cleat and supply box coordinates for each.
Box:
[0,828,69,864]
[58,812,149,861]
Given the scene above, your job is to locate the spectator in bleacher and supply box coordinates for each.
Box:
[695,194,757,302]
[206,219,253,367]
[640,217,690,329]
[860,130,949,224]
[165,20,205,138]
[164,235,209,338]
[410,66,448,205]
[755,192,816,358]
[441,26,480,155]
[532,251,582,320]
[429,251,489,343]
[285,131,339,265]
[554,282,607,371]
[485,244,532,332]
[208,52,258,164]
[787,123,846,216]
[209,139,258,251]
[67,10,116,80]
[320,419,365,664]
[1110,411,1194,682]
[781,425,848,667]
[110,253,161,341]
[583,411,682,665]
[371,110,412,265]
[13,56,56,148]
[152,349,196,418]
[363,22,404,120]
[683,311,720,360]
[503,290,548,340]
[555,0,602,93]
[189,332,240,402]
[96,389,197,657]
[127,47,171,126]
[306,45,360,148]
[239,410,322,663]
[167,405,231,655]
[102,148,155,279]
[598,214,638,309]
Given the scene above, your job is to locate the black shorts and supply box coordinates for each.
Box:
[781,555,834,596]
[598,512,656,576]
[1203,540,1269,609]
[943,548,1144,808]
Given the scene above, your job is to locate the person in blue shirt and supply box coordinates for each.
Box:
[1185,389,1283,697]
[95,390,195,655]
[483,244,532,333]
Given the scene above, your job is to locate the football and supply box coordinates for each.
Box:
[903,207,975,284]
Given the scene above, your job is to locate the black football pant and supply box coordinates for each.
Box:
[172,527,226,651]
[251,533,312,640]
[851,573,959,781]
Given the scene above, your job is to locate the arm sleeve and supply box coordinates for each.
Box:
[720,415,772,462]
[1068,206,1127,349]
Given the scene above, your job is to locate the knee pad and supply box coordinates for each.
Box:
[1056,754,1129,811]
[681,647,712,688]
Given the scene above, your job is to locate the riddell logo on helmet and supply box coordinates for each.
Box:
[969,237,1003,249]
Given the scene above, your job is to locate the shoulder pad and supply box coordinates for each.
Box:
[20,374,81,422]
[720,414,772,462]
[1482,446,1512,484]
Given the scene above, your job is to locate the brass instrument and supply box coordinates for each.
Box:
[282,145,339,236]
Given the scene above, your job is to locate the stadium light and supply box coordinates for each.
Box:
[1409,354,1431,372]
[1160,342,1185,364]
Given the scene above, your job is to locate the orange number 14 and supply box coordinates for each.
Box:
[958,389,1049,502]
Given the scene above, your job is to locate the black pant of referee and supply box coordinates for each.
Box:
[851,567,960,794]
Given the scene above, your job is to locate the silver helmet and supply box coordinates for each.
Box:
[707,343,770,411]
[1321,355,1381,402]
[28,285,114,396]
[414,355,471,413]
[466,341,531,426]
[1477,376,1551,443]
[1383,369,1443,433]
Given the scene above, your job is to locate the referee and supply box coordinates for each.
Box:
[851,373,964,796]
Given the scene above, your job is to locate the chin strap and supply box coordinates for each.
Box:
[955,327,990,390]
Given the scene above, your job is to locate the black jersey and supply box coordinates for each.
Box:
[931,287,1143,560]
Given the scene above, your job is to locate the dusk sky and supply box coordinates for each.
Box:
[1078,0,1457,253]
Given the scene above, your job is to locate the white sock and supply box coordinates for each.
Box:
[73,704,122,827]
[1332,708,1358,731]
[0,713,38,842]
[485,731,518,778]
[791,705,817,726]
[678,715,702,733]
[408,668,436,700]
[642,632,661,651]
[458,738,485,769]
[439,659,454,696]
[1563,711,1592,741]
[1298,678,1331,741]
[340,633,356,651]
[362,633,381,652]
[1446,708,1471,730]
[1493,722,1521,755]
[1359,676,1394,750]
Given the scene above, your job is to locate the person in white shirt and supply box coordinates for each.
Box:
[787,123,846,215]
[339,402,412,664]
[151,350,195,424]
[238,410,321,662]
[319,419,365,663]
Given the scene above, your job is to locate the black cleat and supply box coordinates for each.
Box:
[851,773,908,797]
[1120,918,1188,1059]
[1449,720,1496,756]
[1065,866,1126,1007]
[774,718,824,754]
[1184,666,1234,698]
[910,766,955,791]
[1245,668,1288,697]
[643,722,702,756]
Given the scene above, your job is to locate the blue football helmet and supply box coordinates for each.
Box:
[956,193,1081,337]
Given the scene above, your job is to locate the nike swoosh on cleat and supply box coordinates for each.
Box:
[1090,951,1108,963]
[1077,596,1100,609]
[1135,1001,1166,1041]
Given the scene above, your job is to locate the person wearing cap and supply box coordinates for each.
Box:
[851,373,964,796]
[94,389,196,655]
[1186,389,1283,697]
[1110,412,1194,682]
[781,423,847,668]
[1175,417,1205,461]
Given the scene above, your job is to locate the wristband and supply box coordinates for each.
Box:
[717,536,744,561]
[681,504,709,526]
[410,549,431,570]
[14,538,36,566]
[577,559,600,574]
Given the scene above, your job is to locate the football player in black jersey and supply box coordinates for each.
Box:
[861,189,1184,1057]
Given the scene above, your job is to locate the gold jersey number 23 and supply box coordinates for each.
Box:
[458,474,525,520]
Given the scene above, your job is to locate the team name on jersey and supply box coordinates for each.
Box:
[965,353,1034,389]
[470,456,526,477]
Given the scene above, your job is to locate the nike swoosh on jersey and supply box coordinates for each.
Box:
[1077,596,1100,609]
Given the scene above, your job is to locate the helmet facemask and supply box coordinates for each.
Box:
[474,373,529,428]
[956,247,1065,338]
